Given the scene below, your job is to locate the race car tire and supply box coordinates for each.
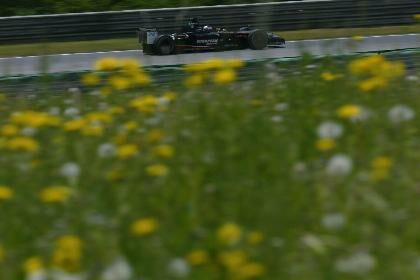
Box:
[153,35,175,55]
[248,30,268,50]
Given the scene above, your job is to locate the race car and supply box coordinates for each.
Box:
[138,18,285,55]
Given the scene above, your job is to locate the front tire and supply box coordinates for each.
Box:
[153,35,175,55]
[248,30,268,50]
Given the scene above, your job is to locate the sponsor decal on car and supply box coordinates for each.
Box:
[196,39,218,45]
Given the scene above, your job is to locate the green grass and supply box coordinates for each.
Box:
[0,24,419,57]
[0,55,419,279]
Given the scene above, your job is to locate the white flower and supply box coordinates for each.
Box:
[271,115,283,123]
[274,103,289,111]
[59,162,81,185]
[388,105,415,124]
[321,213,346,230]
[21,127,37,136]
[101,257,132,280]
[317,121,343,139]
[326,154,353,176]
[302,234,326,254]
[64,107,80,118]
[67,87,81,94]
[48,107,61,116]
[406,75,418,81]
[27,271,47,280]
[350,107,370,123]
[335,251,376,274]
[97,143,116,158]
[167,258,190,278]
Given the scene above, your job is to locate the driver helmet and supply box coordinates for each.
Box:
[203,25,213,31]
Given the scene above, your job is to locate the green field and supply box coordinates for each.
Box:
[0,24,419,57]
[0,54,419,279]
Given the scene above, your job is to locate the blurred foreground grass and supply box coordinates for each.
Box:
[0,54,420,280]
[0,24,419,57]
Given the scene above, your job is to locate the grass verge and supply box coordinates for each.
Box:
[0,24,419,57]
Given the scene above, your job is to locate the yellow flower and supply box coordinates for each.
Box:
[81,73,100,86]
[147,129,164,143]
[131,217,158,236]
[81,125,104,136]
[237,262,266,279]
[124,121,138,132]
[120,58,141,72]
[247,231,264,245]
[316,138,336,151]
[10,111,60,128]
[213,69,236,84]
[414,14,420,20]
[23,256,44,273]
[94,57,119,71]
[0,186,14,201]
[217,223,242,245]
[0,245,5,263]
[153,144,175,158]
[132,73,152,86]
[1,124,18,137]
[371,156,393,169]
[352,35,364,41]
[219,250,247,270]
[186,250,209,266]
[370,156,393,181]
[163,91,177,101]
[321,71,342,81]
[129,95,159,113]
[7,137,39,152]
[108,76,131,91]
[349,55,386,76]
[146,164,169,176]
[53,235,82,272]
[358,76,387,92]
[336,104,361,119]
[63,119,87,131]
[108,106,125,115]
[116,144,139,159]
[85,112,113,124]
[184,74,205,88]
[225,58,245,69]
[39,186,71,203]
[184,58,225,72]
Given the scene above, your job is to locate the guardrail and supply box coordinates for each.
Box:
[0,0,419,44]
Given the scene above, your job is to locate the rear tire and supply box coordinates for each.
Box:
[248,30,268,50]
[153,35,175,55]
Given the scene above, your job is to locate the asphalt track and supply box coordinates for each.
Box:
[0,34,419,76]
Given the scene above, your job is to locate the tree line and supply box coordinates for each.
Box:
[0,0,283,16]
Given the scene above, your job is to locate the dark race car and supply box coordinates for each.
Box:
[138,18,285,55]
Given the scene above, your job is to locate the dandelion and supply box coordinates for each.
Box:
[167,258,190,278]
[217,223,242,245]
[108,76,131,91]
[326,154,353,176]
[213,69,237,84]
[335,251,376,275]
[321,213,346,230]
[94,57,119,71]
[146,164,169,176]
[184,74,205,88]
[321,71,342,81]
[301,234,326,255]
[59,162,81,180]
[185,250,209,266]
[23,256,44,274]
[370,156,393,181]
[358,76,387,92]
[415,14,420,20]
[388,104,415,124]
[101,257,132,280]
[317,121,343,139]
[337,104,361,119]
[219,250,247,270]
[63,119,86,131]
[147,129,164,143]
[316,138,336,151]
[152,144,175,158]
[53,235,83,272]
[1,124,18,137]
[97,143,116,158]
[247,231,264,245]
[39,186,72,203]
[6,137,39,152]
[0,186,14,201]
[237,262,266,279]
[129,95,159,113]
[131,217,158,236]
[116,144,139,159]
[81,73,100,86]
